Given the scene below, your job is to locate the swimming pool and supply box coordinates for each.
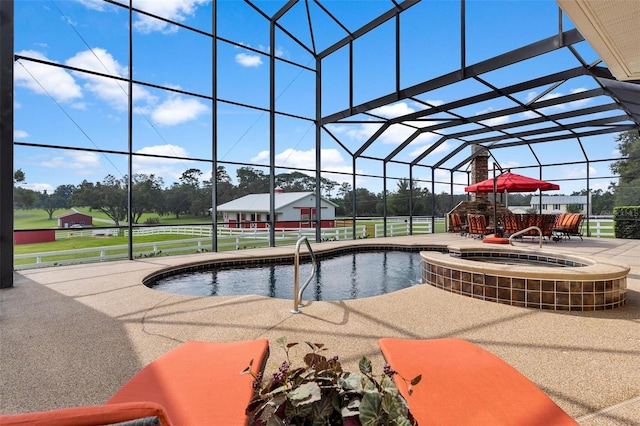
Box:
[147,250,423,301]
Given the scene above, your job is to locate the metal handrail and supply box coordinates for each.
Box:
[291,236,317,314]
[508,226,543,248]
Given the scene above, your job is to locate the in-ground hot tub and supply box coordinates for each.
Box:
[421,246,629,311]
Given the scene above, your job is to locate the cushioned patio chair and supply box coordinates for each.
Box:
[467,214,491,238]
[502,213,522,237]
[447,212,467,235]
[553,213,584,240]
[378,337,578,426]
[0,339,270,426]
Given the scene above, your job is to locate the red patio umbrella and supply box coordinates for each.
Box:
[464,171,559,240]
[464,171,559,193]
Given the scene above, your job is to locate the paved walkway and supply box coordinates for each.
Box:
[1,234,639,425]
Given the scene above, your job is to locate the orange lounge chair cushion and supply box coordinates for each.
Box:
[378,338,577,426]
[483,236,509,244]
[0,401,171,426]
[107,339,269,426]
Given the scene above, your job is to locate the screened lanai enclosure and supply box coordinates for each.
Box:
[2,0,640,287]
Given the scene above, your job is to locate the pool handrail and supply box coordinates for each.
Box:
[292,236,317,313]
[509,226,543,248]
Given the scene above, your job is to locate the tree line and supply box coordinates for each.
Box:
[17,131,640,228]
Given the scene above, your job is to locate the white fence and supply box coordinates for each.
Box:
[17,217,615,270]
[587,217,614,238]
[16,225,368,270]
[374,221,432,238]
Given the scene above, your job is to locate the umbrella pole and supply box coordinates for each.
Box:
[493,166,498,237]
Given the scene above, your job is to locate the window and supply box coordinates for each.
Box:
[553,204,560,210]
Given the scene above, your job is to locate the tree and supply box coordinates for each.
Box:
[275,171,319,192]
[37,188,68,220]
[71,175,127,226]
[13,169,25,184]
[215,166,236,205]
[591,189,614,215]
[131,174,164,223]
[164,183,190,219]
[53,184,76,204]
[237,166,269,195]
[321,177,337,198]
[13,169,37,209]
[610,130,640,206]
[387,179,411,216]
[565,204,581,213]
[178,168,208,216]
[14,187,37,209]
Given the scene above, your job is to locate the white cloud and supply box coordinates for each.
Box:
[77,0,107,11]
[66,48,126,77]
[330,101,444,157]
[14,130,29,139]
[151,97,209,126]
[38,151,102,173]
[22,183,54,194]
[235,53,263,67]
[433,168,469,193]
[135,144,190,160]
[133,145,201,184]
[371,102,416,118]
[569,87,590,108]
[407,140,452,158]
[127,0,211,34]
[477,107,510,127]
[564,165,597,179]
[14,50,82,103]
[523,88,591,119]
[65,48,158,111]
[250,148,363,185]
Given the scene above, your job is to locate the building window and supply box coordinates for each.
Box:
[541,204,547,210]
[553,204,560,210]
[578,204,584,210]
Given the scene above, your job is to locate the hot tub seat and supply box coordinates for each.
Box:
[0,339,270,426]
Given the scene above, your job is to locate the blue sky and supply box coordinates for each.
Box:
[13,0,622,197]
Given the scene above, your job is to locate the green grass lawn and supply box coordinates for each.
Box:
[14,208,217,229]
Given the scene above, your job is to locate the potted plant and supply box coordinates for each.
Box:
[243,337,421,425]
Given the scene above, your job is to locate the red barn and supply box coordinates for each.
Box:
[57,212,93,228]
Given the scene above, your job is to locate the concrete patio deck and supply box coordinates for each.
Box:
[1,234,638,425]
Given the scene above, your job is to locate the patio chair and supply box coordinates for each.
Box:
[0,339,270,426]
[467,214,491,238]
[502,213,522,237]
[448,212,467,235]
[378,338,578,426]
[553,213,584,240]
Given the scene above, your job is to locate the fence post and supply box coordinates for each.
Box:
[153,244,158,253]
[596,221,601,238]
[236,237,240,250]
[100,250,105,261]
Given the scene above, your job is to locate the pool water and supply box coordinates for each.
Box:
[149,251,423,300]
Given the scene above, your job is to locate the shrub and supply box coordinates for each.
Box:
[243,337,420,426]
